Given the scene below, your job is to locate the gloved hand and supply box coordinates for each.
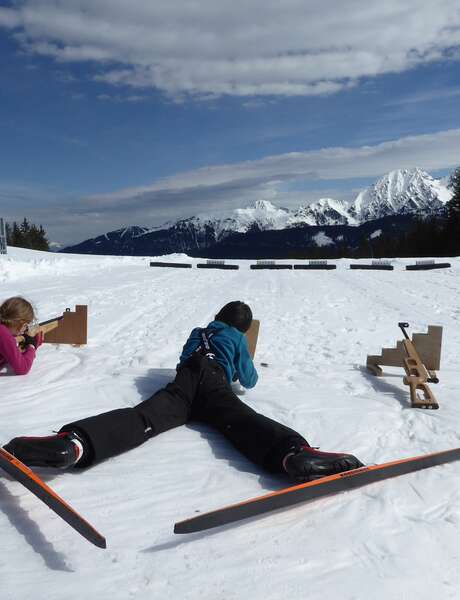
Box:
[35,331,44,348]
[22,331,44,349]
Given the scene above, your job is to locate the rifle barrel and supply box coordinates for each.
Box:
[398,322,410,340]
[39,316,63,327]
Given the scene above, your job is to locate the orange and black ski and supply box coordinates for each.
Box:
[0,447,106,548]
[174,447,460,534]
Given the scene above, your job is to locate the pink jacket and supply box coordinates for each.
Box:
[0,323,36,375]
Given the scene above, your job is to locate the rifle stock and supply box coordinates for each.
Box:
[400,335,439,410]
[15,316,62,348]
[367,323,441,410]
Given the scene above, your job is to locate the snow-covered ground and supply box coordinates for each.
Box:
[1,247,460,600]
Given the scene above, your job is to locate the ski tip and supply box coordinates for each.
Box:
[93,534,107,549]
[174,522,185,534]
[174,521,199,535]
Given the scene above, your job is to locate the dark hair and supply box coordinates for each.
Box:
[215,301,253,333]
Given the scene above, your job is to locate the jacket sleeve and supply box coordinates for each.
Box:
[0,330,36,375]
[235,336,258,389]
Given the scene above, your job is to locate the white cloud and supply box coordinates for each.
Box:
[0,7,20,27]
[1,1,460,98]
[385,87,460,106]
[96,93,146,103]
[87,127,460,204]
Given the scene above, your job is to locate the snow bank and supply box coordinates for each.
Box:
[1,247,459,600]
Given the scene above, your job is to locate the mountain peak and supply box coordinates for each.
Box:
[292,197,358,226]
[252,199,278,211]
[351,167,449,221]
[230,200,290,232]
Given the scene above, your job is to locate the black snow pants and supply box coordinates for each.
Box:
[61,354,307,473]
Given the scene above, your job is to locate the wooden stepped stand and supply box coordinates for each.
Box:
[245,319,260,359]
[43,305,88,345]
[367,323,442,409]
[230,319,260,396]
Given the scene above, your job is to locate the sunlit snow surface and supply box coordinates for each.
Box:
[1,247,460,600]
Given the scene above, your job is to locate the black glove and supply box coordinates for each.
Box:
[22,332,39,348]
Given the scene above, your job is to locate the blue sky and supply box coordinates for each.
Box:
[1,1,460,245]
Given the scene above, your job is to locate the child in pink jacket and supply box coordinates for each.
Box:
[0,297,43,375]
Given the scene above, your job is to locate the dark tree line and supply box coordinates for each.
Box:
[444,166,460,253]
[6,218,50,251]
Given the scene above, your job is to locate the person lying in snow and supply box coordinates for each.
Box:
[4,301,363,482]
[0,296,44,376]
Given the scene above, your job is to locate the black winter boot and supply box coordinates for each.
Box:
[3,431,84,468]
[283,445,364,482]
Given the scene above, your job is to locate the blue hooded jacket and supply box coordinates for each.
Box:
[178,320,258,389]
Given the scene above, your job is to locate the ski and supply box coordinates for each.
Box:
[174,447,460,534]
[0,447,106,548]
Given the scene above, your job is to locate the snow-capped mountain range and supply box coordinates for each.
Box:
[62,168,452,257]
[186,167,450,235]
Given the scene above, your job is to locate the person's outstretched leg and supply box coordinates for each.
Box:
[193,359,306,472]
[4,359,202,468]
[194,359,363,480]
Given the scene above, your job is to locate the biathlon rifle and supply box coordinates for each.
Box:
[398,322,439,410]
[15,315,63,349]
